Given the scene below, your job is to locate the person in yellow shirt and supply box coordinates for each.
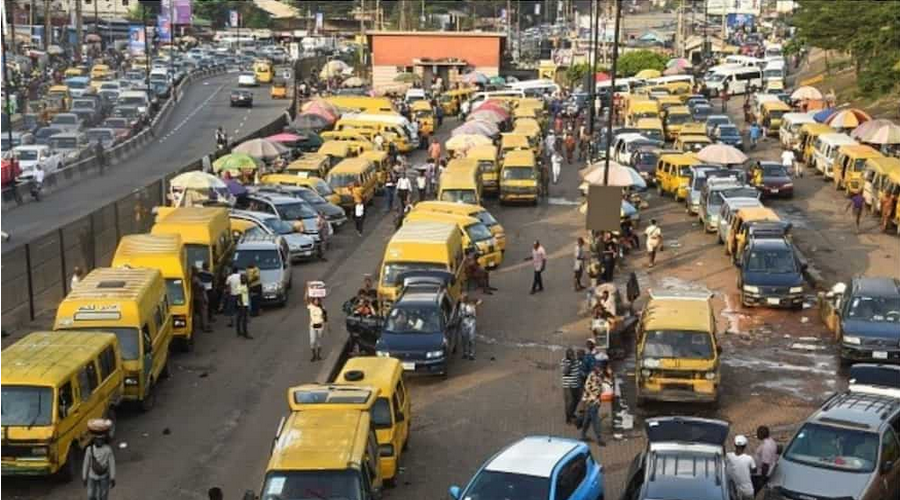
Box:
[246,263,262,317]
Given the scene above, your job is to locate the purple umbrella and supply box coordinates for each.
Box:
[224,179,247,196]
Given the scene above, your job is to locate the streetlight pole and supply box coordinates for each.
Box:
[602,0,621,187]
[3,1,17,151]
[587,0,599,137]
[142,5,150,87]
[74,0,82,61]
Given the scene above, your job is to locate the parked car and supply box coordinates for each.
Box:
[50,113,84,133]
[236,193,325,254]
[714,124,744,150]
[705,115,732,138]
[230,234,292,306]
[748,161,794,197]
[229,210,318,262]
[818,277,900,364]
[34,126,64,146]
[738,237,805,308]
[450,436,604,500]
[253,185,346,229]
[13,144,64,180]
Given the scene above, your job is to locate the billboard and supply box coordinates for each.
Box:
[726,13,756,29]
[174,0,192,25]
[157,15,172,42]
[128,25,146,55]
[705,0,762,16]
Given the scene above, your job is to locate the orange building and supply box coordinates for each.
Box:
[367,31,506,91]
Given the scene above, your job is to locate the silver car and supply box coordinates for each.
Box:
[229,210,317,262]
[231,234,292,306]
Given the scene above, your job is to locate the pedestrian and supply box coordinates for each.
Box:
[353,193,366,236]
[551,151,563,184]
[601,233,617,282]
[727,435,757,500]
[644,219,663,268]
[246,263,262,317]
[752,426,778,494]
[225,267,242,327]
[428,138,441,163]
[384,168,396,212]
[316,213,329,261]
[544,130,557,158]
[396,171,412,211]
[560,348,583,423]
[198,263,216,322]
[460,294,481,360]
[846,191,865,233]
[880,192,896,232]
[782,149,798,178]
[31,164,44,201]
[528,240,547,294]
[579,363,606,446]
[464,251,495,295]
[564,133,576,164]
[749,122,762,149]
[191,267,211,333]
[307,296,326,361]
[71,266,85,291]
[721,86,730,113]
[82,419,116,500]
[234,275,252,338]
[540,162,550,200]
[373,132,385,151]
[574,237,587,291]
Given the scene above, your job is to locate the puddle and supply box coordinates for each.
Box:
[721,293,753,334]
[476,334,566,352]
[751,377,834,402]
[656,276,712,294]
[724,352,837,377]
[548,197,582,206]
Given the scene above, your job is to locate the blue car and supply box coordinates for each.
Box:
[738,238,805,308]
[450,436,604,500]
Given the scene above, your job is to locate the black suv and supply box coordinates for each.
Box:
[738,238,805,308]
[820,277,900,364]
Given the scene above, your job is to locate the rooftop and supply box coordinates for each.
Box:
[485,437,580,478]
[366,30,506,38]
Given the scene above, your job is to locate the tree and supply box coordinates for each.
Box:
[563,62,591,89]
[615,50,667,77]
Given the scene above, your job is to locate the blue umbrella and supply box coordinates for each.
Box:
[224,179,247,197]
[621,200,638,218]
[813,108,836,123]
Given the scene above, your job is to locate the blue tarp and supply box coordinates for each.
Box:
[813,108,835,123]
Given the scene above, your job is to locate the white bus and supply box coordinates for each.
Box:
[764,44,783,59]
[505,79,560,97]
[704,67,763,96]
[763,61,786,83]
[724,55,765,68]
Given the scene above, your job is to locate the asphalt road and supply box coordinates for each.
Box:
[0,71,290,245]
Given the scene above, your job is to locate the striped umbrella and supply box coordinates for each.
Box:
[445,134,492,152]
[696,144,748,165]
[461,72,488,85]
[473,101,510,118]
[467,109,507,124]
[451,120,499,137]
[851,119,900,145]
[825,108,872,129]
[666,57,691,69]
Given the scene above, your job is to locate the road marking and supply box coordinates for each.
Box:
[158,84,225,143]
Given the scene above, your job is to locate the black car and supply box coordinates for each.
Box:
[822,277,900,364]
[738,238,805,308]
[230,89,254,108]
[375,272,460,377]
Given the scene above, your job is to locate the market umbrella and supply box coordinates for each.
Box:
[170,171,228,190]
[451,120,499,137]
[851,119,900,145]
[472,100,510,118]
[289,113,331,131]
[319,60,349,79]
[301,99,340,122]
[489,76,506,85]
[663,66,686,76]
[445,134,492,151]
[696,144,748,165]
[813,108,836,123]
[267,132,304,143]
[581,163,647,188]
[394,72,421,83]
[342,76,365,87]
[595,72,610,82]
[233,138,288,161]
[790,86,823,101]
[461,72,489,85]
[224,178,248,197]
[666,57,691,69]
[635,68,662,79]
[213,153,261,174]
[84,33,102,43]
[825,108,872,129]
[467,109,507,124]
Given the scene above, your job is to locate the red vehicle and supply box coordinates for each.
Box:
[2,157,21,188]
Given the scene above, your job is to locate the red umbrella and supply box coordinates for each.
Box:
[473,100,509,118]
[267,133,303,143]
[595,72,610,82]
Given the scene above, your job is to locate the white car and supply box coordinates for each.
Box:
[238,72,258,87]
[14,145,64,180]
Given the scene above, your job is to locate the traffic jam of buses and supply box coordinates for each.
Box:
[2,1,900,500]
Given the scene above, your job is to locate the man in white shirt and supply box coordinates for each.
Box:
[782,149,799,178]
[225,269,242,327]
[644,219,663,268]
[726,435,757,500]
[752,425,779,492]
[396,173,412,211]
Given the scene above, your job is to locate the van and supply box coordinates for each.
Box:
[636,291,720,406]
[465,144,500,193]
[626,99,660,126]
[327,157,378,209]
[319,131,374,156]
[863,157,900,213]
[635,118,665,143]
[335,357,411,483]
[326,96,396,113]
[405,210,502,269]
[725,206,781,258]
[499,133,532,159]
[833,145,883,193]
[253,60,273,84]
[410,100,434,141]
[813,133,857,178]
[613,133,663,166]
[705,66,762,96]
[439,88,475,116]
[317,140,354,165]
[118,90,151,115]
[716,196,764,244]
[656,153,700,200]
[779,112,816,151]
[378,220,465,309]
[798,123,835,165]
[663,106,692,140]
[151,207,234,285]
[738,238,805,308]
[499,149,539,204]
[468,90,525,111]
[54,267,174,410]
[512,118,543,152]
[413,201,506,252]
[439,158,482,205]
[360,150,390,188]
[283,155,332,179]
[506,79,560,97]
[760,101,791,136]
[261,410,383,499]
[339,113,417,152]
[1,331,123,479]
[112,234,194,350]
[674,134,711,154]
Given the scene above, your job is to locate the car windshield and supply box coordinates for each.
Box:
[105,119,127,128]
[474,210,498,227]
[381,262,446,287]
[15,149,39,161]
[328,172,357,188]
[36,128,61,139]
[185,243,211,270]
[53,115,76,124]
[502,167,535,180]
[763,165,787,176]
[294,189,324,204]
[784,423,878,473]
[233,249,282,271]
[719,126,740,137]
[692,176,709,190]
[641,129,664,142]
[846,295,900,322]
[73,101,93,109]
[723,188,758,200]
[119,96,144,106]
[667,114,691,125]
[164,278,186,306]
[312,181,335,196]
[49,137,78,149]
[466,223,494,243]
[851,158,868,172]
[115,107,137,117]
[1,386,53,427]
[67,80,87,89]
[706,73,726,82]
[643,330,714,359]
[277,201,317,220]
[259,217,296,235]
[87,130,113,141]
[372,397,393,429]
[463,470,550,500]
[63,327,140,360]
[260,470,362,500]
[440,189,478,204]
[746,249,796,274]
[385,305,442,334]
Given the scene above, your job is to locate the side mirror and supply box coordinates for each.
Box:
[448,486,462,500]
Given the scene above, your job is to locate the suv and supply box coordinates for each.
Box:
[738,238,805,308]
[819,277,900,364]
[622,417,734,500]
[229,210,317,262]
[236,193,325,255]
[375,272,460,377]
[231,234,292,306]
[766,365,900,500]
[253,185,347,229]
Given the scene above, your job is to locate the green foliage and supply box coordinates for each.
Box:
[615,50,668,77]
[563,62,591,88]
[792,0,900,97]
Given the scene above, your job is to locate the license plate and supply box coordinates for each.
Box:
[402,362,416,371]
[767,298,781,305]
[873,351,888,360]
[770,188,779,194]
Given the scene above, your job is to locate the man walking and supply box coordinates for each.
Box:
[551,151,563,184]
[529,240,547,294]
[727,435,757,500]
[580,363,606,445]
[246,263,262,317]
[307,297,326,361]
[560,348,583,424]
[235,275,252,339]
[573,237,587,291]
[782,149,799,178]
[82,420,116,500]
[846,191,865,233]
[191,267,211,333]
[396,171,411,212]
[752,426,778,494]
[749,121,762,149]
[644,219,663,268]
[225,267,242,327]
[460,294,481,360]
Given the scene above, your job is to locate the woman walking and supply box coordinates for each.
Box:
[307,297,327,361]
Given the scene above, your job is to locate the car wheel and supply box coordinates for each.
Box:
[140,379,156,412]
[58,444,81,483]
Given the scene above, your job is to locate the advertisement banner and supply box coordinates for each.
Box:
[128,25,146,55]
[315,12,324,33]
[157,15,172,42]
[726,13,756,29]
[174,0,192,25]
[229,10,240,28]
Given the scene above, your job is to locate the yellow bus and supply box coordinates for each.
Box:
[500,149,539,204]
[413,200,506,252]
[439,158,482,205]
[283,155,331,179]
[405,210,502,269]
[327,157,378,209]
[112,233,194,350]
[1,331,123,480]
[466,144,500,193]
[253,60,274,84]
[326,95,395,113]
[151,207,234,284]
[54,267,173,410]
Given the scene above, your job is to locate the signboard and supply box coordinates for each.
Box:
[128,25,146,55]
[157,15,172,43]
[705,0,761,15]
[315,12,324,33]
[726,13,755,29]
[229,10,240,28]
[174,0,192,25]
[585,185,623,232]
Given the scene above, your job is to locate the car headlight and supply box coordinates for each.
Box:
[642,358,660,368]
[173,315,187,327]
[425,349,444,359]
[789,286,804,294]
[640,369,651,378]
[783,183,793,188]
[376,350,390,357]
[843,335,861,345]
[264,282,283,293]
[125,376,139,386]
[743,285,759,293]
[705,371,717,380]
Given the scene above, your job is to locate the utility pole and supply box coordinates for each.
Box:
[3,0,18,152]
[506,0,511,45]
[399,0,405,30]
[93,0,98,37]
[42,0,48,49]
[588,0,598,136]
[676,0,683,57]
[515,0,520,59]
[8,0,16,55]
[142,5,150,87]
[602,0,622,186]
[703,0,709,60]
[74,0,82,61]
